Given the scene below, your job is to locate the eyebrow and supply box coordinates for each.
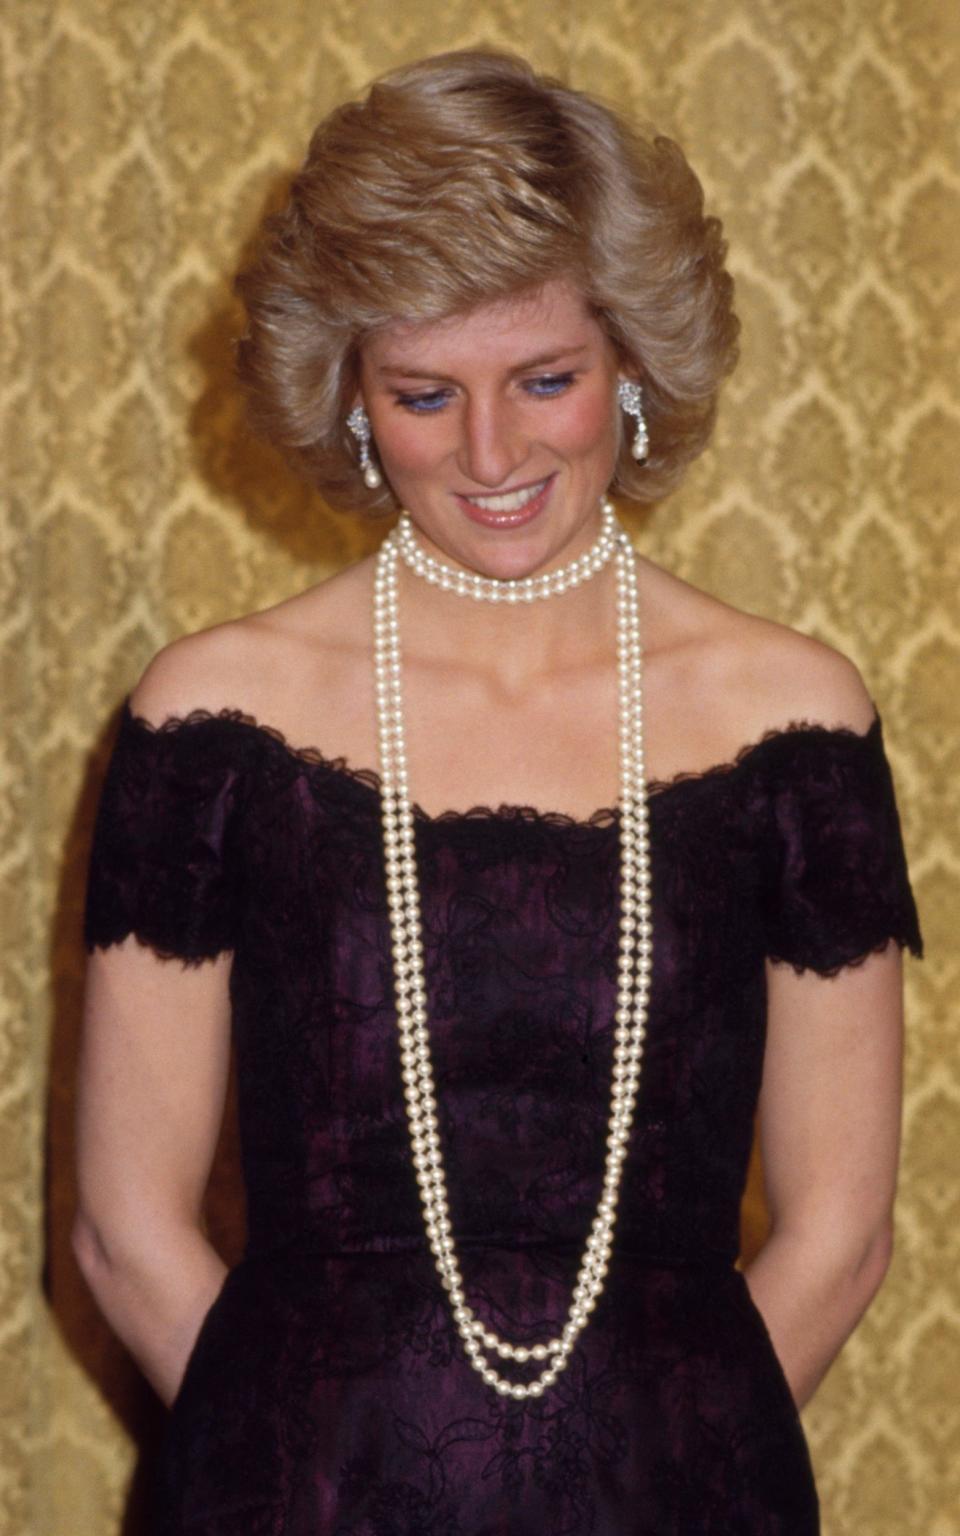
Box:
[376,345,591,382]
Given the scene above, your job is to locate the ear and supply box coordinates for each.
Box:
[347,346,365,413]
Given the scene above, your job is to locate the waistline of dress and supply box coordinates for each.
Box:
[239,1233,739,1271]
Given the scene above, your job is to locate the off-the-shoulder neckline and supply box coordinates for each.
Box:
[120,698,883,831]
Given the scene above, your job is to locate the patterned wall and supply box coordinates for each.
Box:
[1,0,957,1531]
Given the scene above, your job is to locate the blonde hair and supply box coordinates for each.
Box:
[235,48,739,512]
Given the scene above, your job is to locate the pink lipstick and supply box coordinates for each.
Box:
[454,474,555,530]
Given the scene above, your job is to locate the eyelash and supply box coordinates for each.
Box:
[393,372,577,414]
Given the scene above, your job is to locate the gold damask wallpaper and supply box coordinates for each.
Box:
[1,0,957,1531]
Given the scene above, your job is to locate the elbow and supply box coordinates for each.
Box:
[770,1205,896,1311]
[71,1208,112,1282]
[854,1217,895,1302]
[71,1203,142,1286]
[72,1198,209,1287]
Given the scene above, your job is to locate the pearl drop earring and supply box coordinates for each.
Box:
[347,404,383,489]
[617,379,649,464]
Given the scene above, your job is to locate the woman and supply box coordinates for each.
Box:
[73,48,922,1535]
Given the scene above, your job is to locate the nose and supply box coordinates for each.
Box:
[457,396,529,489]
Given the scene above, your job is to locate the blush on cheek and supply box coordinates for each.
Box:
[369,412,449,477]
[554,382,617,451]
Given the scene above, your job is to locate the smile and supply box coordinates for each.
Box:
[460,477,551,514]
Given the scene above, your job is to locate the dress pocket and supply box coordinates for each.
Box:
[735,1273,801,1416]
[167,1266,236,1417]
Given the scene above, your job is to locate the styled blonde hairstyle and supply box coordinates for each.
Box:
[235,49,739,512]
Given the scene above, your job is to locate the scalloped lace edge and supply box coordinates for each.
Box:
[121,698,882,830]
[90,926,921,972]
[768,930,923,977]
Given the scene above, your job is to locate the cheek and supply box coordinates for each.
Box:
[371,412,448,476]
[551,382,617,457]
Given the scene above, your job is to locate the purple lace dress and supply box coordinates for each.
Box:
[84,700,922,1536]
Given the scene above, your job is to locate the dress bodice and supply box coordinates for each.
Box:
[85,703,922,1278]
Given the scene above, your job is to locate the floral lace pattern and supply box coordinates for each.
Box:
[84,702,922,1535]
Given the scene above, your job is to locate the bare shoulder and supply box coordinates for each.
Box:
[130,556,374,730]
[636,556,876,769]
[729,610,876,738]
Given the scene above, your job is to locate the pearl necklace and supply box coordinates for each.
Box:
[395,497,620,601]
[373,504,652,1400]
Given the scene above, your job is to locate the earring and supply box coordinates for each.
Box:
[617,379,649,464]
[347,404,383,489]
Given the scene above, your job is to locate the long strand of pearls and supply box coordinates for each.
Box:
[373,504,652,1400]
[395,497,619,602]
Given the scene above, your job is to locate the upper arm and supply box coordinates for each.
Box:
[77,637,249,1254]
[759,944,904,1248]
[76,941,234,1252]
[751,636,916,1252]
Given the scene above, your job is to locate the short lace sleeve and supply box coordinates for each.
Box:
[83,702,246,962]
[762,715,923,975]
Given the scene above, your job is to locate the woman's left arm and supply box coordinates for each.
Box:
[743,941,904,1411]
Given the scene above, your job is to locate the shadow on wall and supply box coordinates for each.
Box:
[185,167,387,573]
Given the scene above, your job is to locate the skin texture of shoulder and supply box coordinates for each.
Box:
[130,543,876,802]
[633,555,876,770]
[129,560,373,732]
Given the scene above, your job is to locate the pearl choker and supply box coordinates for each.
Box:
[373,501,652,1399]
[395,497,619,601]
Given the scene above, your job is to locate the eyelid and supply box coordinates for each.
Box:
[523,371,578,393]
[393,388,452,412]
[392,369,579,412]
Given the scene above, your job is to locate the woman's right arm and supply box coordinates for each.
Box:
[75,635,250,1403]
[72,937,234,1407]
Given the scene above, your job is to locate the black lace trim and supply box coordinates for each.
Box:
[767,931,916,978]
[120,697,882,829]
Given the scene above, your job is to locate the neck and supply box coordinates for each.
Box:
[390,518,622,696]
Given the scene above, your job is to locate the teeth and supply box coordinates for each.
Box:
[463,479,548,514]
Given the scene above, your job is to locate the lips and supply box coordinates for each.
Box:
[460,477,549,514]
[456,474,555,529]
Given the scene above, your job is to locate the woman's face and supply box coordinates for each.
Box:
[358,277,623,581]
